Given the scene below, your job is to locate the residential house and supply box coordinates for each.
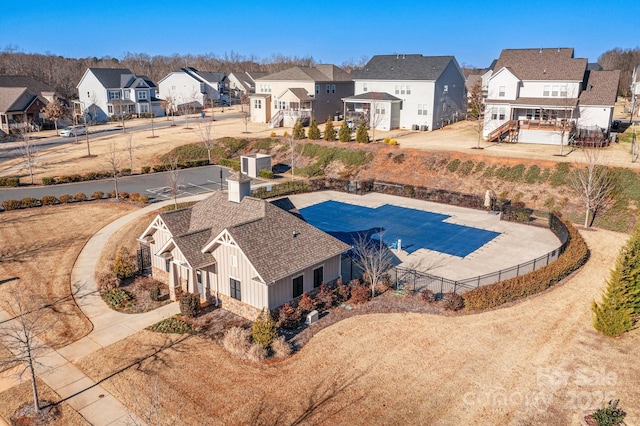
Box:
[464,60,495,103]
[0,75,61,103]
[345,54,467,132]
[75,68,164,123]
[138,173,350,320]
[249,64,353,127]
[0,87,47,133]
[158,67,227,111]
[483,48,620,145]
[227,71,267,98]
[632,64,640,119]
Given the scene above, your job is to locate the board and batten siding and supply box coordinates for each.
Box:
[210,241,267,310]
[268,255,342,309]
[149,226,172,271]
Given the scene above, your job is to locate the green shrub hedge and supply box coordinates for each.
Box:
[462,216,588,310]
[2,200,21,211]
[0,177,19,187]
[219,158,240,171]
[252,181,311,199]
[258,168,274,179]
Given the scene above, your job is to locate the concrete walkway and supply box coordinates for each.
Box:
[0,194,209,425]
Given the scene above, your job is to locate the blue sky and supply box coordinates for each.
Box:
[1,0,637,68]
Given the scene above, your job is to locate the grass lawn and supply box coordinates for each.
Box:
[0,202,139,349]
[75,229,640,425]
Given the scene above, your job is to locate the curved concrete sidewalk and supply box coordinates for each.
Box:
[0,194,209,425]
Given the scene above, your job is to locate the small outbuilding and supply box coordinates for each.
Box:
[241,153,272,178]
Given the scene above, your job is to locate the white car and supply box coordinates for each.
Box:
[60,125,87,137]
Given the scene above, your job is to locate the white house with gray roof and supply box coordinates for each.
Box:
[249,64,354,127]
[76,68,164,122]
[483,48,620,145]
[157,67,227,111]
[138,173,350,320]
[346,54,467,132]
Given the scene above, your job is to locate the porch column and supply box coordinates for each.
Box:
[168,262,178,301]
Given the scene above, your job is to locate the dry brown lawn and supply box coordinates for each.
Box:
[75,229,639,425]
[0,202,139,348]
[0,378,88,425]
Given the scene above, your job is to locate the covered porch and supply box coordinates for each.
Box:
[342,92,402,131]
[275,88,313,127]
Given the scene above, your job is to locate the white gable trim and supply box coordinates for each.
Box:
[138,215,170,240]
[202,229,266,284]
[156,239,192,269]
[488,67,520,84]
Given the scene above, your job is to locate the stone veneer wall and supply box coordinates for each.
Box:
[152,267,169,285]
[216,293,262,321]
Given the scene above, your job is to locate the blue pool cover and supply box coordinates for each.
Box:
[298,200,500,257]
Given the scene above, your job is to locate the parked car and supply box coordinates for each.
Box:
[60,125,87,137]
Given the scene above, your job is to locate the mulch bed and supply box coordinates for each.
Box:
[112,276,171,313]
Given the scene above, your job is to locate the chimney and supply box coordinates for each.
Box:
[226,172,251,203]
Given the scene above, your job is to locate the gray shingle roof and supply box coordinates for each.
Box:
[342,92,402,102]
[258,64,352,82]
[351,55,457,81]
[0,87,43,113]
[493,48,587,81]
[88,68,134,88]
[579,70,620,106]
[160,191,350,283]
[286,88,314,101]
[0,76,55,97]
[505,97,579,108]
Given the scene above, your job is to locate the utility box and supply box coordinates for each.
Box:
[305,310,319,325]
[240,153,272,178]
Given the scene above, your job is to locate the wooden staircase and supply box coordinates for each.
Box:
[487,119,519,143]
[268,110,284,128]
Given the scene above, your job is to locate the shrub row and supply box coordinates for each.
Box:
[462,215,588,310]
[0,177,20,187]
[258,168,274,179]
[252,180,311,199]
[1,191,149,211]
[219,158,240,171]
[441,159,574,187]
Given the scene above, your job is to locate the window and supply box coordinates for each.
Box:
[230,278,241,300]
[254,99,262,109]
[400,85,406,95]
[395,85,400,95]
[165,259,171,272]
[406,85,411,94]
[375,105,386,115]
[326,84,331,94]
[491,108,498,120]
[293,275,303,298]
[171,85,176,91]
[543,85,550,96]
[443,85,448,93]
[560,85,568,97]
[108,90,120,100]
[313,267,323,288]
[230,254,237,268]
[498,86,505,97]
[498,107,506,120]
[363,83,368,92]
[196,270,202,285]
[551,86,559,97]
[124,91,130,100]
[418,104,427,115]
[138,91,148,100]
[315,84,319,95]
[140,104,149,113]
[331,84,336,94]
[260,84,271,93]
[107,105,113,114]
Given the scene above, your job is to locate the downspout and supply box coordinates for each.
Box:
[214,273,219,307]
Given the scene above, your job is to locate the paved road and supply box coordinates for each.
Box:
[0,165,247,205]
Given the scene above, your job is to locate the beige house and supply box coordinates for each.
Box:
[138,174,350,320]
[249,64,354,128]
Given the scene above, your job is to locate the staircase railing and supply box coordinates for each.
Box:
[268,110,284,128]
[487,119,518,142]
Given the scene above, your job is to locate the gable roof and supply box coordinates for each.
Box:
[0,87,42,113]
[492,48,587,81]
[258,64,352,82]
[342,92,402,102]
[158,191,349,283]
[0,76,56,97]
[579,70,620,106]
[87,68,134,88]
[351,55,458,81]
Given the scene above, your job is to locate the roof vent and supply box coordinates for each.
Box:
[539,48,543,53]
[396,54,399,59]
[402,54,405,59]
[293,231,300,238]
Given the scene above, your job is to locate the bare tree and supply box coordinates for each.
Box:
[0,286,57,413]
[368,95,385,143]
[103,141,123,200]
[40,99,67,135]
[352,232,394,297]
[467,79,485,149]
[14,126,38,185]
[161,95,176,126]
[194,121,215,164]
[558,90,576,156]
[166,156,183,209]
[569,149,618,228]
[125,133,135,170]
[242,112,250,133]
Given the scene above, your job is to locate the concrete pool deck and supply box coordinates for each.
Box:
[288,191,561,282]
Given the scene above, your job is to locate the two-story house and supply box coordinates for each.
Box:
[0,75,62,133]
[345,54,467,132]
[227,71,267,98]
[483,48,620,145]
[75,68,164,123]
[249,64,353,127]
[157,67,227,111]
[138,173,350,320]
